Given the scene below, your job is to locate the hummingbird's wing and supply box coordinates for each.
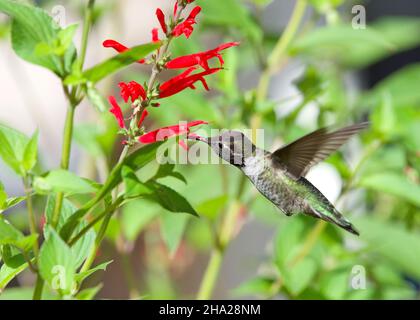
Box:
[270,122,369,179]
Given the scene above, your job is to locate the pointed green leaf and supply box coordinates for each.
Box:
[34,169,98,195]
[0,0,76,76]
[39,226,76,294]
[64,42,161,85]
[161,212,190,256]
[22,130,38,172]
[75,261,112,284]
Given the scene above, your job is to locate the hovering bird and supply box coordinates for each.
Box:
[189,123,369,235]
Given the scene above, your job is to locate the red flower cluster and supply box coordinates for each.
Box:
[106,1,238,145]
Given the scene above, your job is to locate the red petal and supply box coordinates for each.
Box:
[152,28,160,43]
[156,8,167,34]
[188,6,201,20]
[103,39,145,64]
[103,39,128,52]
[138,121,208,144]
[159,67,197,92]
[108,96,125,129]
[137,109,149,128]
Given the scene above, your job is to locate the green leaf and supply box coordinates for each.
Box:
[274,218,306,269]
[45,197,95,268]
[282,258,318,296]
[39,226,76,294]
[22,130,38,172]
[153,163,187,184]
[60,142,164,241]
[291,24,394,68]
[356,217,420,279]
[233,277,276,297]
[319,269,349,299]
[0,124,32,176]
[196,195,228,221]
[75,261,112,284]
[358,172,420,207]
[148,181,198,216]
[371,92,396,141]
[0,182,6,209]
[160,212,190,256]
[0,216,24,243]
[76,284,103,300]
[34,169,98,195]
[86,84,108,112]
[122,166,154,199]
[0,0,76,76]
[196,0,262,43]
[64,42,161,85]
[122,200,159,241]
[0,259,28,289]
[363,63,420,108]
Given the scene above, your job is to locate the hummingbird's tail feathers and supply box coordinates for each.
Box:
[309,207,360,236]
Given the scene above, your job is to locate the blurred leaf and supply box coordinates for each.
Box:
[161,212,190,256]
[39,226,75,294]
[122,166,154,199]
[122,200,159,241]
[0,216,24,243]
[0,0,76,76]
[371,93,396,141]
[364,63,420,108]
[86,85,108,113]
[291,25,394,68]
[34,169,98,195]
[319,269,349,299]
[76,284,103,300]
[274,218,305,268]
[0,124,34,176]
[282,258,318,296]
[196,0,262,42]
[360,146,406,177]
[356,217,420,279]
[22,130,38,172]
[233,276,276,297]
[358,172,420,207]
[196,195,228,221]
[309,0,343,12]
[0,287,56,300]
[64,42,161,85]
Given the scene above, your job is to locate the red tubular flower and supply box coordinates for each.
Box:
[152,28,160,43]
[108,96,125,129]
[139,121,208,144]
[166,42,240,70]
[119,81,147,103]
[156,8,167,34]
[103,39,145,64]
[172,6,201,39]
[159,68,221,98]
[137,109,149,128]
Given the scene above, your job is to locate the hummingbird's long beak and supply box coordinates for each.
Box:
[186,134,209,143]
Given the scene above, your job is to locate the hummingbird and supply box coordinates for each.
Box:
[189,123,369,235]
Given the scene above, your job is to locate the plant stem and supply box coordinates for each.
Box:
[34,0,96,300]
[80,0,96,68]
[51,104,76,228]
[197,249,223,300]
[23,177,39,258]
[256,0,307,102]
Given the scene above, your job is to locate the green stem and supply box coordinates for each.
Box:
[51,105,76,228]
[34,0,96,300]
[256,0,307,102]
[23,177,39,258]
[80,0,96,68]
[197,249,223,300]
